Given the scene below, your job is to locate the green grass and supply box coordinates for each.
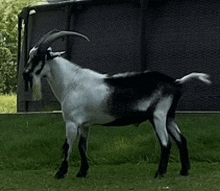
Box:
[0,94,17,113]
[2,114,220,169]
[1,163,220,190]
[1,114,220,190]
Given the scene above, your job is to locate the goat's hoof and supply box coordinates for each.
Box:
[154,171,166,179]
[55,170,67,179]
[180,170,189,176]
[76,170,88,178]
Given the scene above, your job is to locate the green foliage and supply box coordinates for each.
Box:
[0,48,17,93]
[0,0,45,93]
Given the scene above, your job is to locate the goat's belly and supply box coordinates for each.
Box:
[102,112,151,126]
[87,113,116,126]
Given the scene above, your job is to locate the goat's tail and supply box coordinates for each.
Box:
[175,73,212,85]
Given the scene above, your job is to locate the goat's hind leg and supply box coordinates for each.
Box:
[151,114,171,178]
[55,122,78,179]
[167,118,190,176]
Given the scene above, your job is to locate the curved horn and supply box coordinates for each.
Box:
[35,29,60,48]
[37,30,90,53]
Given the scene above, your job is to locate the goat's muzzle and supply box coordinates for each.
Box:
[23,71,33,91]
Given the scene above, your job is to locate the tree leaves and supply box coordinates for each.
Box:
[0,0,45,93]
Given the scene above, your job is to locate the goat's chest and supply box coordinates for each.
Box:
[62,81,114,122]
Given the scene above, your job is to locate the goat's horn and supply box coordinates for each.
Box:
[37,30,90,53]
[35,29,60,48]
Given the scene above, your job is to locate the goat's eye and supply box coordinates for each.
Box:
[25,55,41,73]
[31,56,41,67]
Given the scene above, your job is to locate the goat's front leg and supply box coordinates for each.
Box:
[55,122,78,179]
[76,126,89,178]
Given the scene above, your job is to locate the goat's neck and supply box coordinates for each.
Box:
[46,57,81,102]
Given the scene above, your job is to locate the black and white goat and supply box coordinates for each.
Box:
[23,30,211,179]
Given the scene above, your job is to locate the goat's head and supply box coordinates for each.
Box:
[23,30,89,100]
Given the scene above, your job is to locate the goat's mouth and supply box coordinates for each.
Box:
[23,72,33,91]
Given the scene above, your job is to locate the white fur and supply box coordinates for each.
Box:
[32,75,42,100]
[136,91,162,111]
[176,73,211,85]
[167,119,182,143]
[153,97,173,147]
[46,57,115,125]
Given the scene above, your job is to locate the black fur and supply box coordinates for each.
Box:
[23,54,45,90]
[104,71,181,126]
[154,141,172,178]
[76,136,89,178]
[176,135,191,176]
[55,139,69,179]
[103,71,190,177]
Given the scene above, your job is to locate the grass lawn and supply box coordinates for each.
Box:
[1,163,220,191]
[0,94,17,113]
[0,93,220,191]
[1,114,220,190]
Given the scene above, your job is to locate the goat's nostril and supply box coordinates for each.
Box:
[23,72,28,80]
[23,72,33,91]
[23,71,31,79]
[23,71,32,83]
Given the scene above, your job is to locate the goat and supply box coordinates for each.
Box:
[23,30,211,179]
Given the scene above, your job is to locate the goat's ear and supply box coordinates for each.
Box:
[51,51,66,57]
[47,50,66,60]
